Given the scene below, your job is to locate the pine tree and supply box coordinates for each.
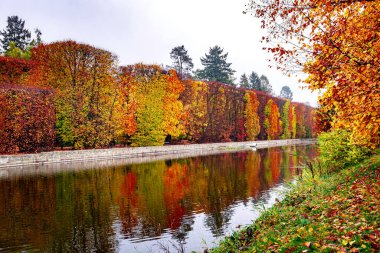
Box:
[240,73,249,88]
[0,16,31,52]
[170,45,193,79]
[197,45,236,85]
[249,71,261,90]
[280,85,293,101]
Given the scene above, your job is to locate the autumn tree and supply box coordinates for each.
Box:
[291,105,297,139]
[162,70,185,139]
[181,80,208,142]
[169,45,194,79]
[246,0,380,148]
[280,86,293,101]
[5,42,32,59]
[31,41,119,149]
[0,56,33,83]
[264,99,281,140]
[197,46,236,85]
[119,64,166,146]
[281,99,291,139]
[244,91,260,140]
[295,103,306,138]
[314,105,334,134]
[0,85,55,153]
[119,65,185,146]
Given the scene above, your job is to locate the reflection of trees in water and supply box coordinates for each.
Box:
[169,215,195,243]
[0,169,118,252]
[0,145,318,252]
[51,170,117,252]
[0,175,57,251]
[246,151,261,198]
[205,206,234,237]
[200,153,247,236]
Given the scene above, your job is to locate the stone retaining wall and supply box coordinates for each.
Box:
[0,139,315,170]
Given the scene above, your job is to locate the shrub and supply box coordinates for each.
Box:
[0,85,55,153]
[318,129,372,172]
[0,56,34,84]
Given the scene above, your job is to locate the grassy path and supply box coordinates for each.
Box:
[211,153,380,252]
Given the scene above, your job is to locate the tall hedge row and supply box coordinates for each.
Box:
[0,85,55,153]
[0,41,315,153]
[0,56,34,84]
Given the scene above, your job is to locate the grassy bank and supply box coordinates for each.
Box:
[211,153,380,252]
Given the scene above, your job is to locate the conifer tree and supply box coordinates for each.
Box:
[197,45,236,85]
[249,71,261,90]
[0,16,31,52]
[240,73,249,88]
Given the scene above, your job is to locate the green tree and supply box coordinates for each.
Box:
[0,16,31,52]
[240,73,249,88]
[170,45,193,79]
[31,28,42,46]
[131,68,166,146]
[4,41,31,59]
[197,45,236,85]
[280,85,293,101]
[259,75,273,94]
[281,99,291,139]
[249,71,261,90]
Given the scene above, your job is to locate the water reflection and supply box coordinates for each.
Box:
[0,145,317,252]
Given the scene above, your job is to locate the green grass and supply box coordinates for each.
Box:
[210,153,380,252]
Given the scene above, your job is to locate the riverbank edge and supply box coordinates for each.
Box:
[210,153,380,252]
[0,139,315,169]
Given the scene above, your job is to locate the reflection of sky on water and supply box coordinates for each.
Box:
[116,180,295,253]
[0,145,317,253]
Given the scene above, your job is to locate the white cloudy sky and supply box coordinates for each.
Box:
[1,0,319,105]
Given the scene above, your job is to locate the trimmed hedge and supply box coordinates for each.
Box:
[0,56,34,84]
[0,85,55,153]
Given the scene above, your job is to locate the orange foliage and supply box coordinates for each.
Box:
[162,70,185,138]
[181,80,208,141]
[0,56,34,84]
[30,41,119,149]
[163,163,189,229]
[248,0,380,148]
[264,99,282,140]
[0,85,55,153]
[244,91,260,140]
[294,103,306,139]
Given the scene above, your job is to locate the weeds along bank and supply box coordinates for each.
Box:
[0,41,314,154]
[211,130,379,252]
[211,153,380,252]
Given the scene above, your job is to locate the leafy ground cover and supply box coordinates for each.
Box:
[210,153,380,252]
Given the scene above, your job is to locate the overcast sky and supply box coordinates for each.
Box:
[1,0,319,105]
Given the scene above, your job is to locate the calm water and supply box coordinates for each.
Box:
[0,145,317,253]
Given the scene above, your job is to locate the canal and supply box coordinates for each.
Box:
[0,144,317,252]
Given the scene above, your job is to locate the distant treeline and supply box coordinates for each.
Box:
[0,41,314,153]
